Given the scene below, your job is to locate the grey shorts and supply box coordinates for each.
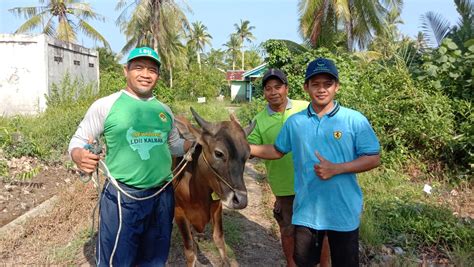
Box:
[273,195,295,236]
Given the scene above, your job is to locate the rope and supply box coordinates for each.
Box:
[201,151,236,193]
[81,142,198,250]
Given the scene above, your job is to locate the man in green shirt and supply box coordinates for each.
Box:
[69,47,191,266]
[247,69,308,267]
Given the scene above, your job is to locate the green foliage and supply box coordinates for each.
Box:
[169,100,232,122]
[154,80,177,104]
[342,62,454,166]
[368,199,473,252]
[46,73,96,107]
[360,170,474,264]
[0,119,44,158]
[99,70,127,97]
[49,227,93,263]
[415,39,473,172]
[173,64,227,101]
[15,165,42,181]
[417,39,473,101]
[97,47,123,74]
[236,98,266,125]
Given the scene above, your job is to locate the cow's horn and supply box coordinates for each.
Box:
[190,107,212,132]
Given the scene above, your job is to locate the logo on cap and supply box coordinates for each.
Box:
[139,48,152,55]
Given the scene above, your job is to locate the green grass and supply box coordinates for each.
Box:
[359,168,474,265]
[170,100,234,122]
[48,227,93,264]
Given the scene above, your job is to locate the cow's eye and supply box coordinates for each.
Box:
[214,150,224,159]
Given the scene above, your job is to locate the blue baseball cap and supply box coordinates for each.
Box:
[305,58,339,82]
[127,46,161,66]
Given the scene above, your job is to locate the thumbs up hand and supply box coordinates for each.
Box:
[313,151,339,180]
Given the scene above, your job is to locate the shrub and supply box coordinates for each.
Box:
[236,98,266,125]
[173,64,227,101]
[414,39,474,172]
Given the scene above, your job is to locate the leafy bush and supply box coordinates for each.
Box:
[414,39,474,172]
[99,70,126,97]
[236,98,266,125]
[173,64,227,101]
[0,118,44,158]
[169,100,232,122]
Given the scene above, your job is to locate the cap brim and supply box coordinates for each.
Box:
[305,71,338,82]
[127,55,161,66]
[263,75,287,86]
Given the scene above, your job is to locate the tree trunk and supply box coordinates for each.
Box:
[169,66,173,88]
[241,49,245,70]
[197,50,201,70]
[345,18,354,51]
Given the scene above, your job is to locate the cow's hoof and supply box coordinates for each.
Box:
[194,232,206,242]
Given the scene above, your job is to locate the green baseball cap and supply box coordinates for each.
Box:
[127,46,161,66]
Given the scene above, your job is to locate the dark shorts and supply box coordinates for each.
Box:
[294,225,359,267]
[273,195,295,236]
[96,181,175,267]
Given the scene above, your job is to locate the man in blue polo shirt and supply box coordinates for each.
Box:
[250,58,381,267]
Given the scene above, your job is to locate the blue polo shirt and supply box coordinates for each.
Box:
[274,102,380,231]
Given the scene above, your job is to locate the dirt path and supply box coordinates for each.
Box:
[0,159,286,266]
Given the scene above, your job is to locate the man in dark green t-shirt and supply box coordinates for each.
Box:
[247,69,308,267]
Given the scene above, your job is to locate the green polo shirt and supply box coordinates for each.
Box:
[247,99,309,196]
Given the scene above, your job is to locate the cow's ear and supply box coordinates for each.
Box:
[229,113,240,125]
[243,119,256,137]
[174,116,202,142]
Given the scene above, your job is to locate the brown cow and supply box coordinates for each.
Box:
[173,107,255,266]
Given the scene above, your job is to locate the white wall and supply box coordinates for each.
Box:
[0,34,99,116]
[0,34,47,115]
[47,38,99,95]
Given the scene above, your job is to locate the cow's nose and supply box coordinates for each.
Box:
[232,190,248,209]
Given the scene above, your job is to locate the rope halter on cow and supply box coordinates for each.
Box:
[200,150,237,193]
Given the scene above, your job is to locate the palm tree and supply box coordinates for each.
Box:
[159,14,187,88]
[234,20,255,70]
[421,0,473,50]
[9,0,109,47]
[204,48,227,71]
[298,0,402,51]
[369,6,404,57]
[420,12,452,47]
[115,0,190,59]
[242,46,263,70]
[223,34,241,70]
[187,21,213,70]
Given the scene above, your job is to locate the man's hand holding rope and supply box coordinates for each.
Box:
[71,137,101,175]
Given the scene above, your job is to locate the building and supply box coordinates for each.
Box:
[226,63,267,102]
[0,34,99,116]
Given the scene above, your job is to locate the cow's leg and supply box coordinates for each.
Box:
[175,207,198,267]
[210,202,229,266]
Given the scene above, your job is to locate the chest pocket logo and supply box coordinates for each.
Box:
[159,112,168,122]
[333,131,343,140]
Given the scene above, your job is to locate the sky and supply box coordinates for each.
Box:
[0,0,461,55]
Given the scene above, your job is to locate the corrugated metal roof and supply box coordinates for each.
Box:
[226,70,245,81]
